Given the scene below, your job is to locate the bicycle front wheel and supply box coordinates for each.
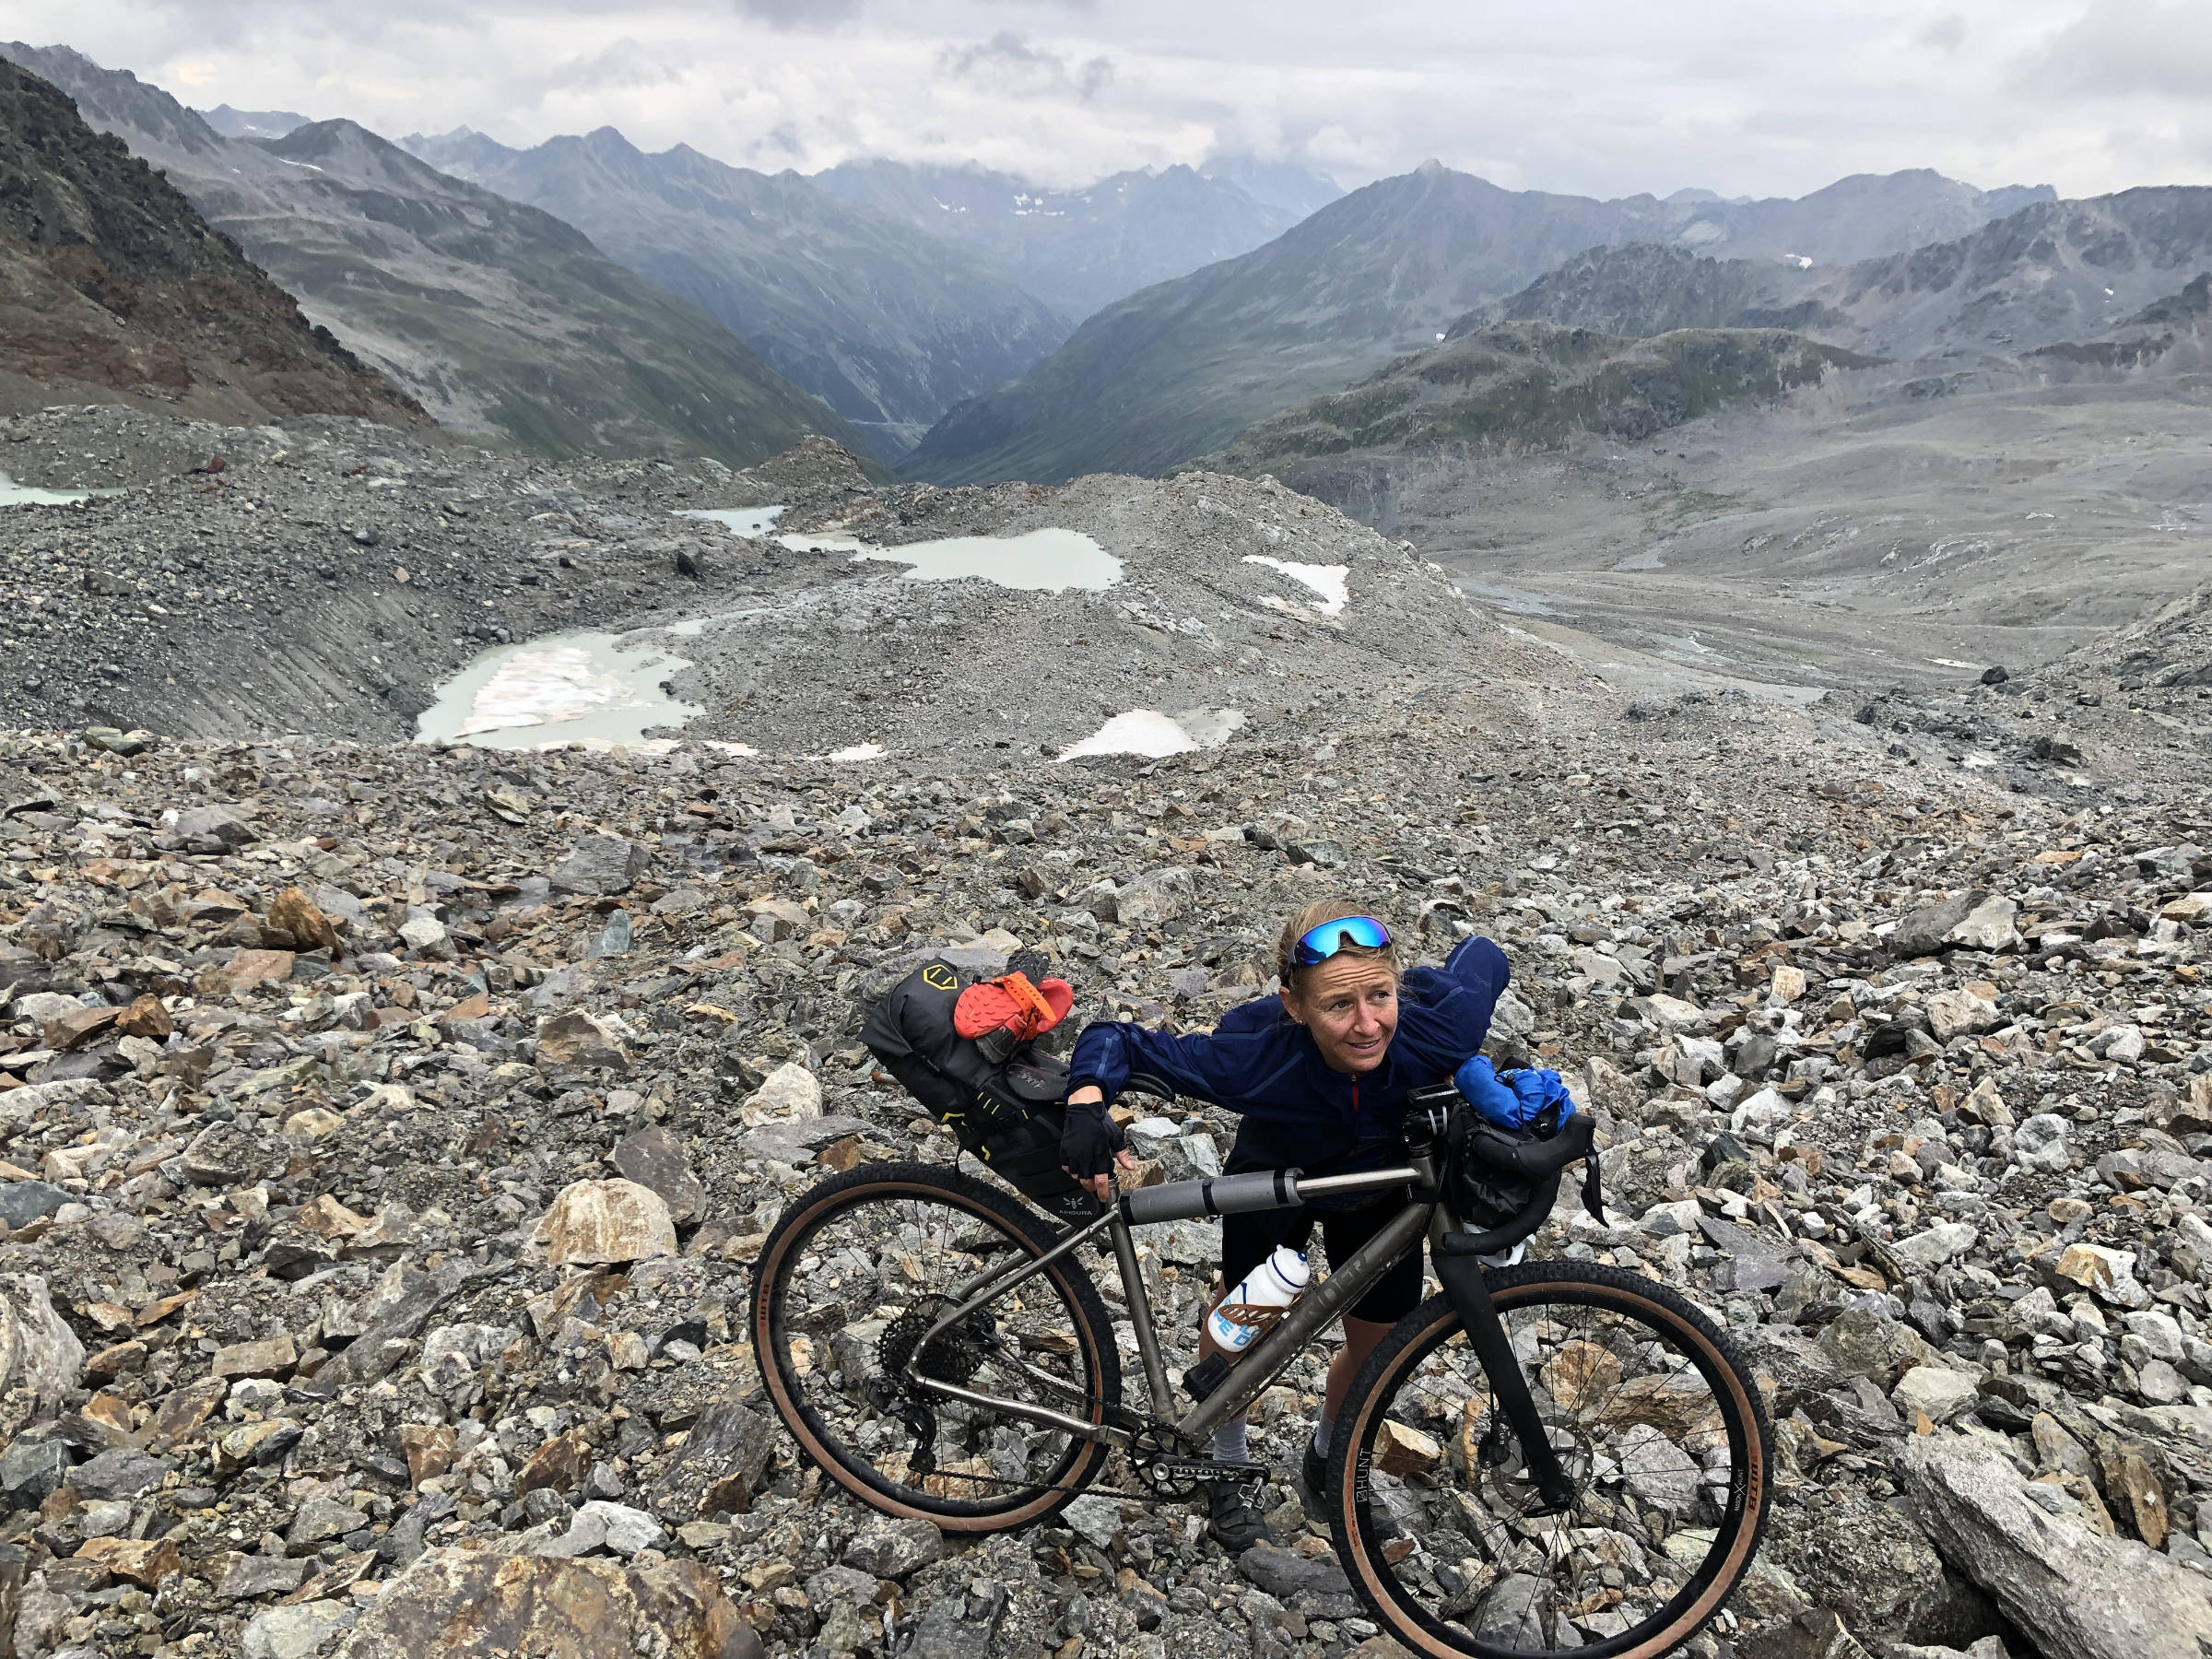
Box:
[1325,1260,1771,1658]
[751,1160,1121,1532]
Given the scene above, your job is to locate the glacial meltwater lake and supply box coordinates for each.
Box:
[420,513,1124,750]
[678,509,1123,591]
[0,474,89,508]
[414,631,702,750]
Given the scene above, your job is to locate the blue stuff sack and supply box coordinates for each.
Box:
[1453,1054,1578,1132]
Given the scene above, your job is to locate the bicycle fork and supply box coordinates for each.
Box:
[1432,1238,1577,1513]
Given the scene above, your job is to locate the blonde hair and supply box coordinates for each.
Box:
[1277,899,1398,992]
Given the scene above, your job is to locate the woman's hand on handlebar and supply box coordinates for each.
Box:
[1062,1084,1134,1203]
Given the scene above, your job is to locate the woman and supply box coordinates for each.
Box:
[1060,899,1510,1549]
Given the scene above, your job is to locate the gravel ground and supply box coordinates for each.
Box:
[1,409,2210,1659]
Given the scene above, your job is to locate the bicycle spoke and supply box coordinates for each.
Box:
[771,1187,1104,1508]
[1354,1289,1748,1653]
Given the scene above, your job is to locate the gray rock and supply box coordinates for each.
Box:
[165,804,258,850]
[548,834,650,896]
[241,1598,354,1659]
[0,1276,82,1401]
[1900,1431,2212,1658]
[1237,1540,1350,1598]
[651,1401,775,1521]
[0,1182,74,1230]
[0,1436,67,1502]
[841,1516,944,1579]
[218,1554,313,1599]
[68,1447,170,1500]
[610,1125,708,1225]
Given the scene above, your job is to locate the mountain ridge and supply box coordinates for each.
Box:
[0,59,424,428]
[402,124,1071,460]
[0,42,864,469]
[900,161,2048,486]
[808,157,1303,323]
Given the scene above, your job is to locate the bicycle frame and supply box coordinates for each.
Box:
[903,1137,1576,1506]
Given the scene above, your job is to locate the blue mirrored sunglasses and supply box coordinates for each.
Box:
[1292,914,1393,967]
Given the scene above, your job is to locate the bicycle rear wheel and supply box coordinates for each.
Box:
[1325,1260,1770,1658]
[750,1160,1121,1531]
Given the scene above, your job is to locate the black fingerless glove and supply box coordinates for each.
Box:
[1060,1097,1124,1179]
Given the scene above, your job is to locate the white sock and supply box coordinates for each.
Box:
[1213,1418,1248,1465]
[1311,1408,1336,1458]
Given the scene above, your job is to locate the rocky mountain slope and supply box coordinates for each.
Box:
[0,62,422,429]
[0,526,2208,1655]
[401,127,1070,462]
[0,45,860,470]
[194,106,309,141]
[900,165,2051,487]
[809,159,1301,324]
[1195,321,1874,487]
[1488,188,2212,364]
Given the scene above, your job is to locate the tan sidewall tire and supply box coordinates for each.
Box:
[751,1162,1119,1534]
[1331,1265,1771,1659]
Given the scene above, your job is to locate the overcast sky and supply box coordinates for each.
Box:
[9,0,2206,198]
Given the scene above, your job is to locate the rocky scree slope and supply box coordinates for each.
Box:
[0,677,2209,1656]
[400,126,1070,464]
[808,159,1303,325]
[899,165,2052,488]
[1191,320,1876,495]
[0,402,1559,764]
[0,64,422,430]
[0,407,889,742]
[0,45,860,470]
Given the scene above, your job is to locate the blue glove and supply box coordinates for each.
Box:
[1454,1055,1577,1132]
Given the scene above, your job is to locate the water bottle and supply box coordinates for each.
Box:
[1207,1247,1310,1352]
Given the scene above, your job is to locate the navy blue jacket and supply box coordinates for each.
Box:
[1067,936,1511,1189]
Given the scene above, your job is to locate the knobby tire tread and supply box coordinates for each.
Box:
[1326,1258,1772,1659]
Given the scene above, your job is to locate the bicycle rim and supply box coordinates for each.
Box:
[1332,1264,1769,1658]
[753,1165,1119,1530]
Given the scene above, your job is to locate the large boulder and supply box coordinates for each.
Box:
[0,1276,82,1402]
[530,1180,677,1266]
[335,1546,760,1658]
[1898,1431,2212,1659]
[547,834,651,897]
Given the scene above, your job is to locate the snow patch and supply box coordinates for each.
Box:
[828,743,886,763]
[1243,555,1347,616]
[1058,708,1245,762]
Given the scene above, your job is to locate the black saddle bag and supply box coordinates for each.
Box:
[860,959,1100,1224]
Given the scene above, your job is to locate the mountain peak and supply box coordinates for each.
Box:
[1415,157,1446,176]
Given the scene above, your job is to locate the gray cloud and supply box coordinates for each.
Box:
[2010,0,2212,100]
[4,1,2181,202]
[735,0,863,28]
[938,30,1112,100]
[1916,14,1967,51]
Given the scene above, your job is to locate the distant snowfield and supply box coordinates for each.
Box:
[1058,707,1245,761]
[1243,555,1348,616]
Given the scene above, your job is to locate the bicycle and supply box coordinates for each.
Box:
[749,1079,1771,1658]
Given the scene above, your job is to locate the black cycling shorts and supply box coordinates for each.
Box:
[1218,1197,1424,1326]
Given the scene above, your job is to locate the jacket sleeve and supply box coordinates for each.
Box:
[1066,1018,1292,1113]
[1392,936,1512,1077]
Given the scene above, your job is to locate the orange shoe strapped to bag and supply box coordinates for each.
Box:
[954,971,1074,1042]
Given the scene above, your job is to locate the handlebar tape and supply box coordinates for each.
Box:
[1120,1170,1300,1225]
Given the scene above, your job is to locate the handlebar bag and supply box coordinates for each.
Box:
[1445,1096,1601,1230]
[861,959,1097,1222]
